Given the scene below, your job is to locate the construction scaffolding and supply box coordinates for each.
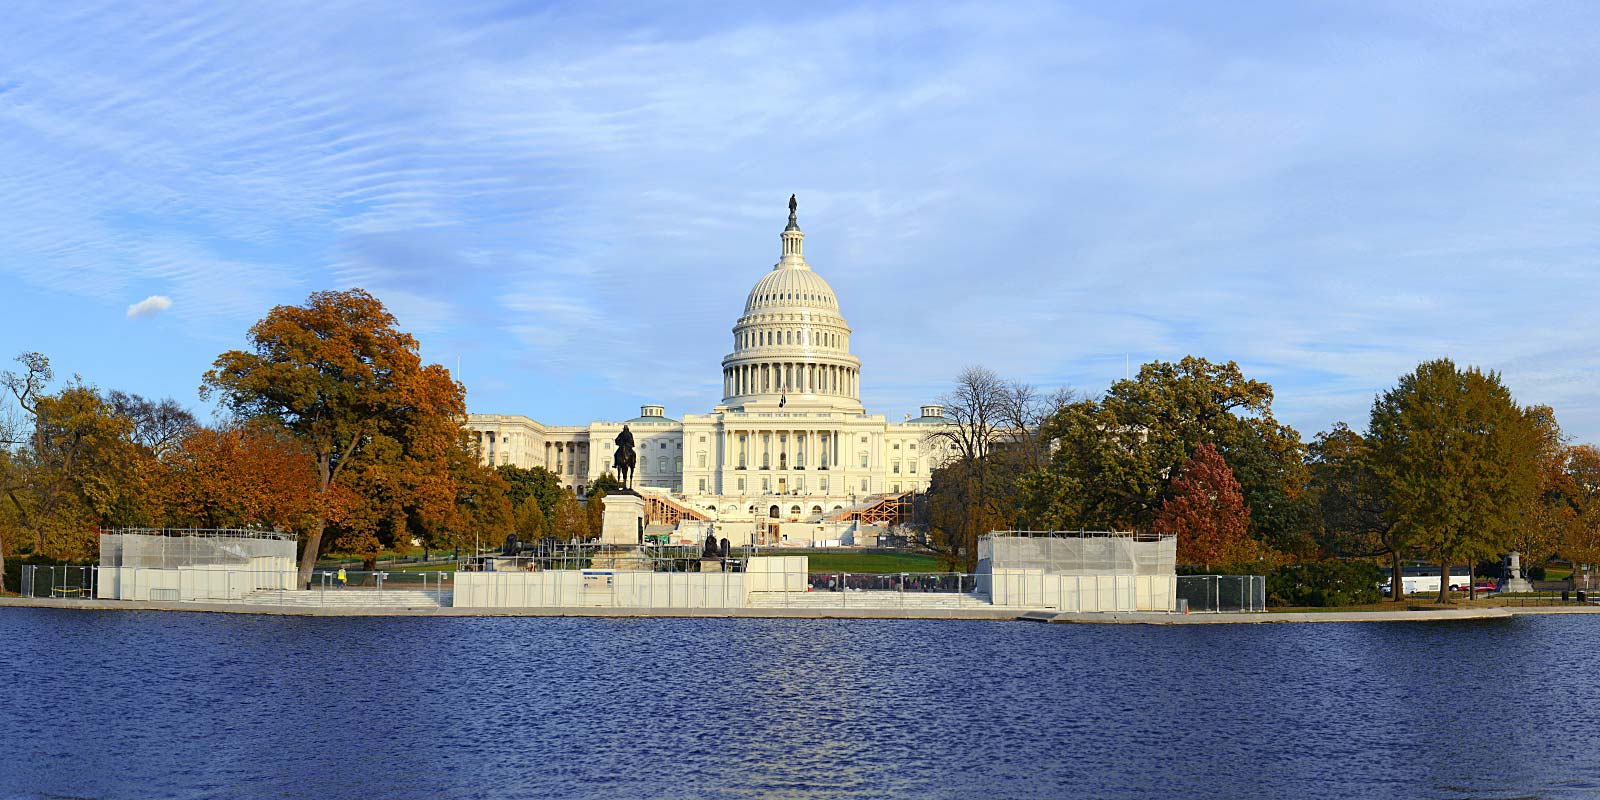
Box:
[828,491,913,525]
[643,494,712,526]
[978,530,1177,612]
[100,528,296,569]
[97,528,297,601]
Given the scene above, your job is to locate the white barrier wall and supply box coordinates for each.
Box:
[96,557,297,601]
[744,556,809,593]
[982,569,1175,612]
[454,569,748,609]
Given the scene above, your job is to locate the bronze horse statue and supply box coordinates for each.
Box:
[614,424,637,490]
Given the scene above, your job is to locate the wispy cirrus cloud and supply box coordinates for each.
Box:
[2,1,1599,439]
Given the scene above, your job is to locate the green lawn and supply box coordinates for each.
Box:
[804,552,946,574]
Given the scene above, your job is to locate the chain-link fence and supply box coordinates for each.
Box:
[18,565,97,599]
[1177,575,1266,612]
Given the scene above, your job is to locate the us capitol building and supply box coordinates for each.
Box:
[466,198,949,540]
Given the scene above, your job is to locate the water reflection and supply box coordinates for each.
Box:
[1,610,1598,799]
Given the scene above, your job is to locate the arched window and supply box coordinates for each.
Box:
[769,505,780,518]
[789,505,801,517]
[707,505,716,512]
[810,505,822,516]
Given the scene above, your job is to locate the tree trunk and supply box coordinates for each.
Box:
[1469,562,1477,601]
[298,518,325,590]
[0,534,7,594]
[1437,557,1450,604]
[1390,550,1405,602]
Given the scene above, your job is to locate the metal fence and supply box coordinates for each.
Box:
[19,565,454,607]
[18,565,98,599]
[1177,575,1266,612]
[749,571,992,609]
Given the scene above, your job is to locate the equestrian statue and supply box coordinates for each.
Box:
[614,424,637,491]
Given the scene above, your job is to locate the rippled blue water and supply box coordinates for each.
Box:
[2,610,1599,799]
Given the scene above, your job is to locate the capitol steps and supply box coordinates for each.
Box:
[745,590,991,609]
[238,589,450,608]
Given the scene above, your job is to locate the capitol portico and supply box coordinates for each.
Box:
[467,198,950,543]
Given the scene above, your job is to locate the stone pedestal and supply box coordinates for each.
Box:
[590,547,653,572]
[1503,551,1534,593]
[699,558,725,574]
[593,493,651,572]
[601,493,646,545]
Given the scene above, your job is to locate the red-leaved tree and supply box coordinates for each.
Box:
[1156,443,1257,570]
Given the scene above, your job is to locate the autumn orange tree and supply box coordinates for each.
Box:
[1156,443,1259,570]
[159,425,317,530]
[202,289,467,586]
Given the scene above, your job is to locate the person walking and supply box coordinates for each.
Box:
[336,566,347,589]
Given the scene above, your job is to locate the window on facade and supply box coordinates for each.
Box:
[892,442,900,450]
[860,453,868,468]
[737,478,745,492]
[697,452,707,468]
[860,479,869,492]
[909,461,917,474]
[698,478,707,492]
[675,457,682,470]
[893,484,901,493]
[658,456,668,473]
[698,435,706,443]
[892,461,900,474]
[820,478,828,492]
[762,478,770,492]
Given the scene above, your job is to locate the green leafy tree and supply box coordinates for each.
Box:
[498,465,563,530]
[1308,423,1410,600]
[201,289,466,586]
[588,471,624,496]
[1369,358,1543,603]
[1026,357,1309,552]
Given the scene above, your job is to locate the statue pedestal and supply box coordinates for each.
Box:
[699,558,724,574]
[1503,551,1533,593]
[593,494,650,572]
[591,546,653,572]
[601,493,645,546]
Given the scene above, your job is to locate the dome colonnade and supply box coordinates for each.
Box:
[719,200,862,410]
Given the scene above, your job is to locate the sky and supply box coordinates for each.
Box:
[2,1,1598,441]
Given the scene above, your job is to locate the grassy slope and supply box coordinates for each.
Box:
[804,552,945,574]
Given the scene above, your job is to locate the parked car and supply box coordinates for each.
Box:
[1470,582,1498,594]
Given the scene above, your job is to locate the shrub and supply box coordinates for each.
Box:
[1268,560,1382,607]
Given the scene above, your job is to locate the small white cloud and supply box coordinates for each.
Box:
[126,295,173,319]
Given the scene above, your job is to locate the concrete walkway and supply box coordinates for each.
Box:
[0,596,1021,620]
[4,596,1598,622]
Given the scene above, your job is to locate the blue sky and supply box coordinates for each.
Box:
[2,1,1598,441]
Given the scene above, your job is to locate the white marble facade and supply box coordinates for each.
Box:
[466,199,951,523]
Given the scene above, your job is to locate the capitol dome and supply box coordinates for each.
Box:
[720,197,862,412]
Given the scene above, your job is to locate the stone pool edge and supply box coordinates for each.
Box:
[5,596,1597,623]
